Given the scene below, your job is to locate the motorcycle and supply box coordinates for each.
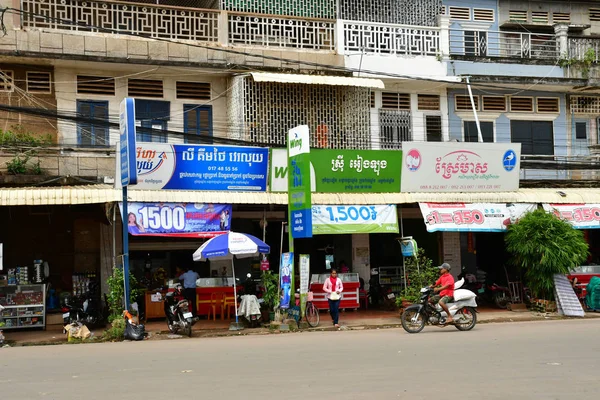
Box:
[62,293,106,330]
[400,279,478,334]
[458,266,511,309]
[163,287,195,337]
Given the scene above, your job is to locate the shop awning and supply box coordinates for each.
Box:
[249,72,385,89]
[3,186,600,206]
[0,184,119,206]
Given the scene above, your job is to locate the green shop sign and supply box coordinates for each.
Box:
[270,148,402,193]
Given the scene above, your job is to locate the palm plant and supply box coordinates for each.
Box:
[505,208,589,300]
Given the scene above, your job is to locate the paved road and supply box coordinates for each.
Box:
[1,320,599,400]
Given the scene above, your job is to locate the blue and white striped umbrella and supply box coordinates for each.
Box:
[192,231,270,261]
[192,232,270,326]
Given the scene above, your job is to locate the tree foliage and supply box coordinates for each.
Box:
[505,208,589,299]
[0,125,52,148]
[106,267,143,322]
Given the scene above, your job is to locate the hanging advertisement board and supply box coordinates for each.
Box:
[419,203,537,232]
[132,143,269,191]
[311,205,399,234]
[543,204,600,229]
[402,142,521,192]
[119,202,232,238]
[271,148,402,193]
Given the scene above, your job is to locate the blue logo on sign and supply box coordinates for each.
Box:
[502,150,517,172]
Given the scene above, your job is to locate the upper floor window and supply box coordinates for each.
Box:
[0,70,14,92]
[184,104,212,144]
[455,95,478,111]
[381,92,410,110]
[77,100,109,147]
[77,76,116,96]
[417,94,440,111]
[129,79,163,98]
[135,99,170,143]
[511,120,554,155]
[26,71,51,94]
[176,81,211,101]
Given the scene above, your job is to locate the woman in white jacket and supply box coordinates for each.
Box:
[323,269,344,328]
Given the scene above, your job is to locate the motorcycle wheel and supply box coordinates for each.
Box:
[494,292,510,309]
[454,307,477,331]
[400,310,425,334]
[185,324,193,337]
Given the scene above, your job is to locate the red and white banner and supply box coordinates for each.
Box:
[543,204,600,229]
[419,203,537,232]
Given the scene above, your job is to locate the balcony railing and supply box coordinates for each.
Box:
[21,0,220,42]
[228,12,335,51]
[20,0,335,52]
[343,21,440,56]
[568,37,600,63]
[449,29,558,60]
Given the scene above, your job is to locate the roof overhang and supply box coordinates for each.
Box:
[2,186,600,206]
[249,72,385,89]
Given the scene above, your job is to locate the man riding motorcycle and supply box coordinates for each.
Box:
[430,263,455,324]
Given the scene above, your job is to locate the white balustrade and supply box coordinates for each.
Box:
[228,13,335,51]
[343,21,440,56]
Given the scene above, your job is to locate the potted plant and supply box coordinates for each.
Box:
[260,271,279,321]
[505,208,589,309]
[396,249,439,312]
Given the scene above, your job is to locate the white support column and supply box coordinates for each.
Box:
[438,15,450,58]
[554,23,569,57]
[335,20,345,56]
[219,11,229,47]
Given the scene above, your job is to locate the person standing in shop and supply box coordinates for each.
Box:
[179,267,200,317]
[323,268,344,328]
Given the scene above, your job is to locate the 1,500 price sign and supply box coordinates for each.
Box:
[120,202,232,238]
[311,205,399,234]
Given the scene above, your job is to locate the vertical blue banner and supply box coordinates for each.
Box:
[119,98,137,186]
[279,252,294,309]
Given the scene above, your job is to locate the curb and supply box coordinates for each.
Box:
[8,313,600,346]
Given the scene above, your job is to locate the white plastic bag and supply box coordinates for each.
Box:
[454,289,477,301]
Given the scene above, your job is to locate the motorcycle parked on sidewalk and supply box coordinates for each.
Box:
[458,267,511,309]
[61,293,106,330]
[163,286,196,337]
[400,279,478,334]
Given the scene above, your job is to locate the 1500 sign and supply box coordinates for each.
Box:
[311,205,399,235]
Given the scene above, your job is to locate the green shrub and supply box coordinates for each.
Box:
[106,267,143,322]
[505,208,589,299]
[102,318,126,342]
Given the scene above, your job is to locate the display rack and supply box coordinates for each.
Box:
[0,284,46,330]
[378,266,405,294]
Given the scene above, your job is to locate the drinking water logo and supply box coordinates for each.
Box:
[502,150,517,172]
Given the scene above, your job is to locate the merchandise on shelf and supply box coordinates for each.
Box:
[72,272,97,297]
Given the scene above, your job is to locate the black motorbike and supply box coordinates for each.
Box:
[62,292,106,330]
[400,286,477,334]
[163,288,195,337]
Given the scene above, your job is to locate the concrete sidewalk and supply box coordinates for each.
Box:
[3,308,599,346]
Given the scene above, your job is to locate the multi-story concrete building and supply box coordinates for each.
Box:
[1,0,600,308]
